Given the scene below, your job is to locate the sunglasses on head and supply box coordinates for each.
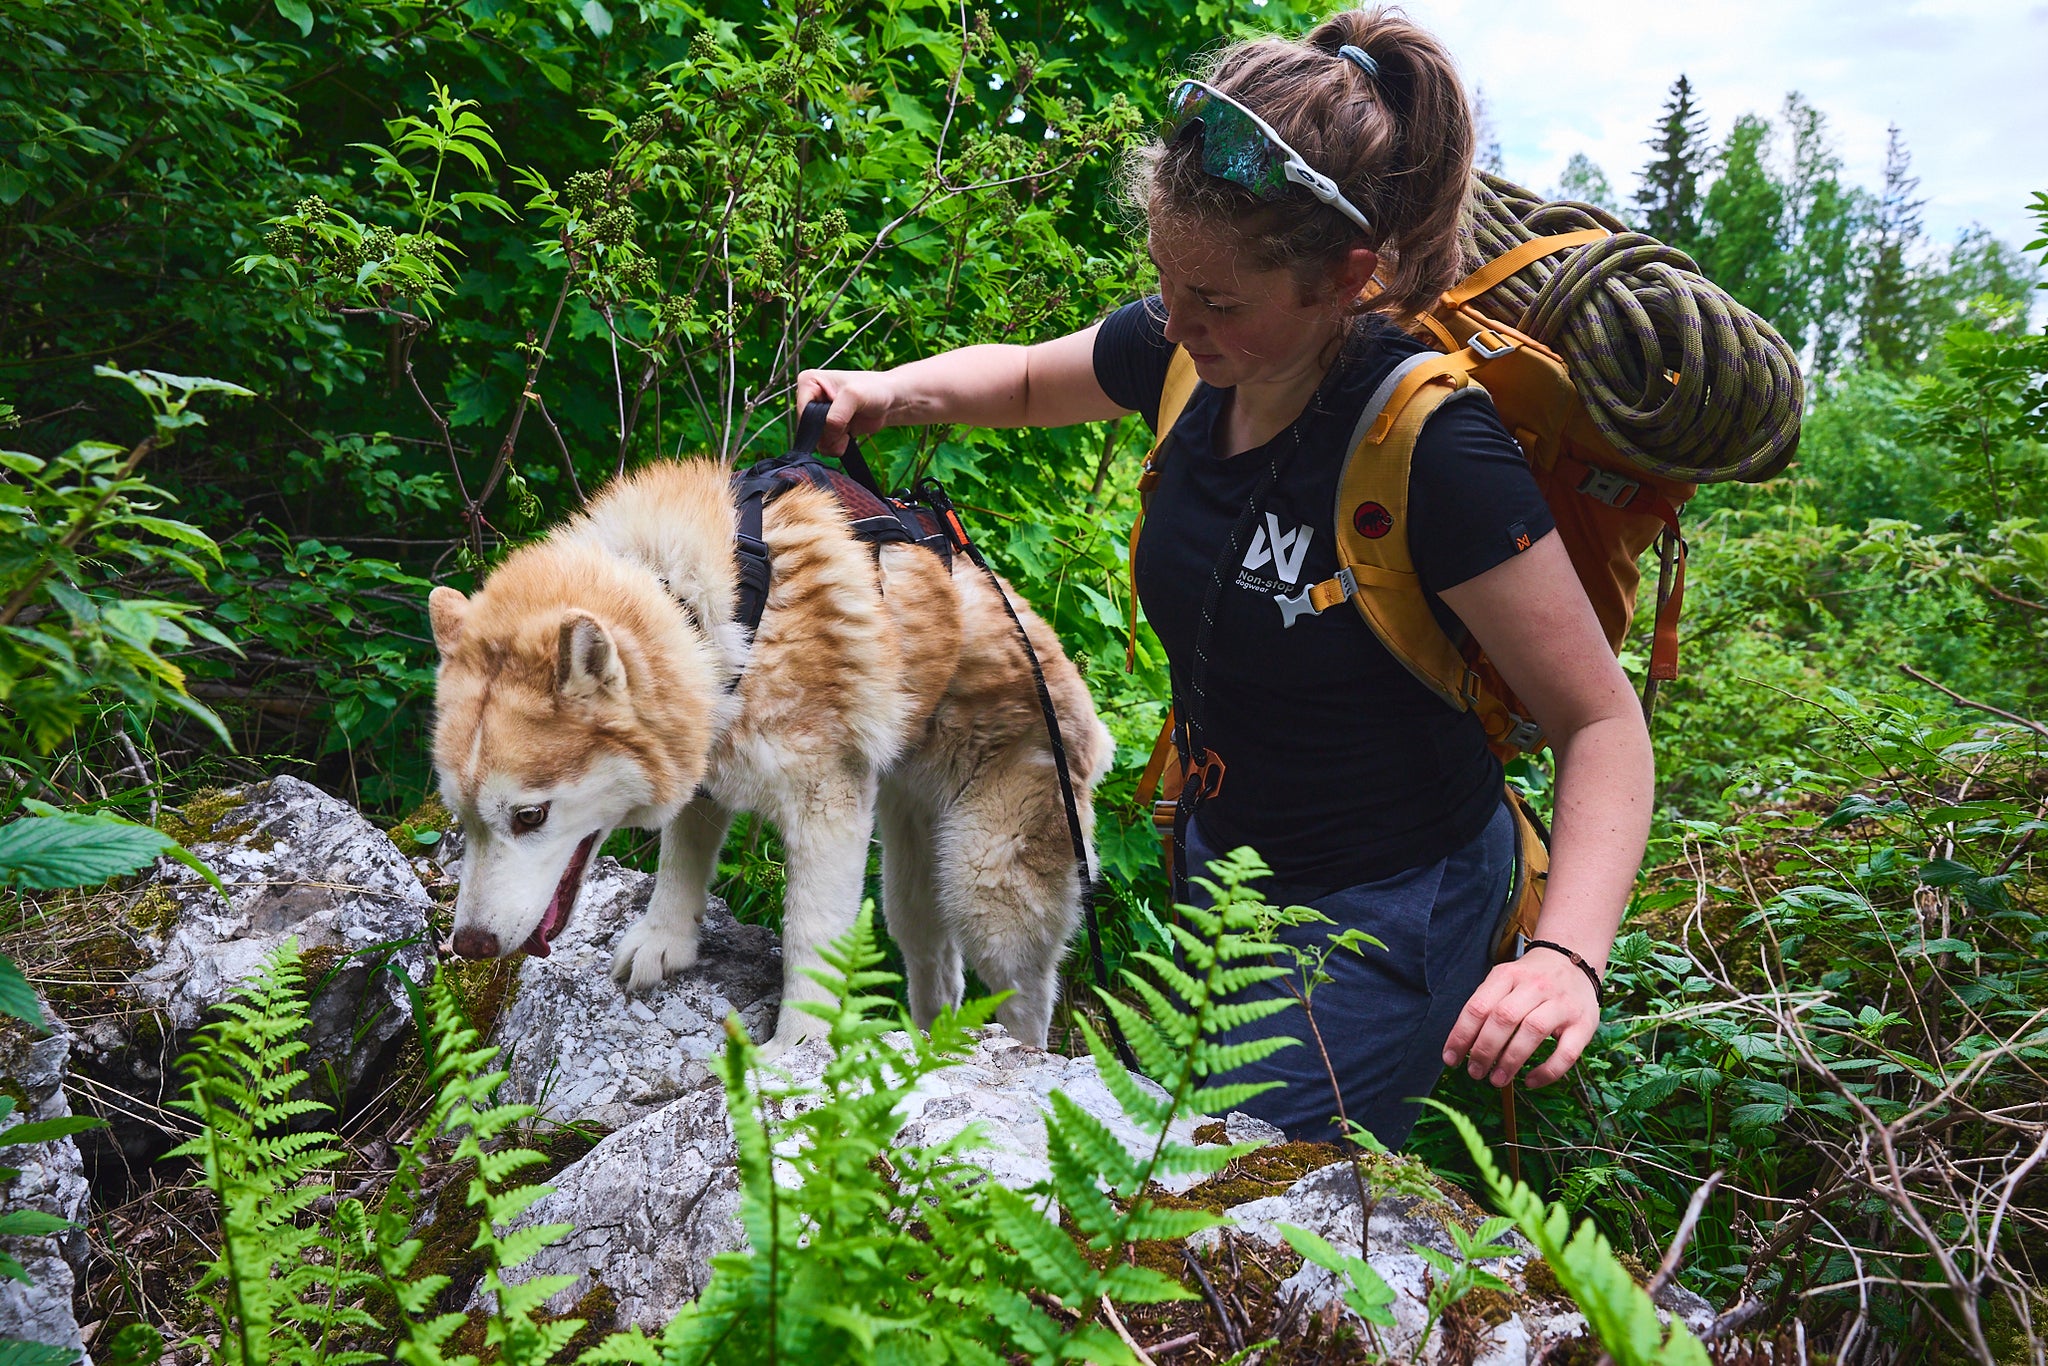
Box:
[1166,79,1374,238]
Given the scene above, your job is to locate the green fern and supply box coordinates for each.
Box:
[351,961,581,1366]
[600,902,1121,1365]
[170,942,584,1366]
[1427,1100,1710,1366]
[167,942,380,1366]
[1063,846,1301,1262]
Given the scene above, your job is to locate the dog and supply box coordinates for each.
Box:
[427,458,1112,1053]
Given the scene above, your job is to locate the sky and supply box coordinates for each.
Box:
[1393,0,2048,251]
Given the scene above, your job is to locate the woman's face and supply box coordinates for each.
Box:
[1149,221,1374,391]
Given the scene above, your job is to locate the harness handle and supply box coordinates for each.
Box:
[793,400,886,498]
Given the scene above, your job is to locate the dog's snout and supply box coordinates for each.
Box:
[452,926,501,959]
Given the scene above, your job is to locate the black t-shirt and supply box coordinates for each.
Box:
[1098,297,1554,893]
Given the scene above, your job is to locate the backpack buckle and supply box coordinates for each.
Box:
[1503,716,1545,750]
[1576,466,1641,509]
[1468,329,1517,360]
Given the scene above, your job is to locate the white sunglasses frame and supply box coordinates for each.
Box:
[1176,79,1376,238]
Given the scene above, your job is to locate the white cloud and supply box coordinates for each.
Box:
[1398,0,2048,248]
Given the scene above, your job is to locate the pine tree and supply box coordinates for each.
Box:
[1861,123,1927,371]
[1552,152,1622,218]
[1633,75,1710,253]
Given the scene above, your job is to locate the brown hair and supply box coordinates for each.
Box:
[1128,7,1475,324]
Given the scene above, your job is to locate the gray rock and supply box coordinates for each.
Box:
[490,1022,1217,1329]
[463,850,1720,1353]
[489,858,782,1130]
[72,775,432,1167]
[0,1002,94,1364]
[1205,1155,1714,1362]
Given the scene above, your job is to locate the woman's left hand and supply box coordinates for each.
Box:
[1441,949,1600,1089]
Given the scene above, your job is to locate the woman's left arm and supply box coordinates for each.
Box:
[1435,530,1654,1089]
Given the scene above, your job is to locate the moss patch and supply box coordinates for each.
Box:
[443,956,521,1039]
[1523,1255,1564,1300]
[122,884,182,939]
[158,788,250,845]
[298,944,346,992]
[1150,1141,1347,1213]
[390,793,454,859]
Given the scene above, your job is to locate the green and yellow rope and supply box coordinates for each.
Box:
[1461,173,1804,484]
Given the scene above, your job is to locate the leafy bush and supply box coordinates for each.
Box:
[1484,692,2047,1360]
[0,368,244,776]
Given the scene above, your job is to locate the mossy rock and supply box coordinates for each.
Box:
[389,793,455,859]
[157,786,273,851]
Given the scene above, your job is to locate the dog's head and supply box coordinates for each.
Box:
[428,541,722,960]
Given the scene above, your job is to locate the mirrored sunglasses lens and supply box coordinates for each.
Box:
[1198,99,1286,196]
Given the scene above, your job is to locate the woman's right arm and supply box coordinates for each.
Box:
[794,323,1128,453]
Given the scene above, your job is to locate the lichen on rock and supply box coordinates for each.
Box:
[68,775,433,1172]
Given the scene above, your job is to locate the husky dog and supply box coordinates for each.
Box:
[427,459,1111,1052]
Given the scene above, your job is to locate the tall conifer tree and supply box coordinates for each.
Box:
[1633,75,1710,253]
[1861,124,1927,371]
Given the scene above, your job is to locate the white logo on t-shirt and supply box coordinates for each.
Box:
[1242,513,1314,585]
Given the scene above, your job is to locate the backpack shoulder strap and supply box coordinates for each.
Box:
[1274,351,1476,707]
[1125,346,1200,670]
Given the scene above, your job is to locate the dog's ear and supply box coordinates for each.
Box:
[428,587,469,655]
[557,611,628,699]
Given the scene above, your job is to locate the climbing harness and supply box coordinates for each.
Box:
[728,403,1136,1070]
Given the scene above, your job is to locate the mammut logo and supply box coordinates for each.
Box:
[1243,513,1313,584]
[1353,502,1393,539]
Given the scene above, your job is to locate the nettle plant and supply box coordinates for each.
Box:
[241,4,1146,561]
[0,367,249,796]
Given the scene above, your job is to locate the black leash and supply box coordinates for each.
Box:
[909,476,1138,1072]
[739,404,1137,1071]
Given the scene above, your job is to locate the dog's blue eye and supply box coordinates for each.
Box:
[512,803,550,832]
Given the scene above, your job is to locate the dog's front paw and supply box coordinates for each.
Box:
[610,916,700,992]
[754,1024,816,1065]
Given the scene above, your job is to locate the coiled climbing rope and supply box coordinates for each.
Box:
[1461,173,1804,484]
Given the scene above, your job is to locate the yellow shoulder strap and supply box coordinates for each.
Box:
[1275,352,1475,708]
[1125,347,1199,670]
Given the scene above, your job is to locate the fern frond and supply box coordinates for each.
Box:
[986,1186,1096,1303]
[1426,1100,1709,1366]
[1114,1201,1220,1244]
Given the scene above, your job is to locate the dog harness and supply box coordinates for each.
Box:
[727,405,961,638]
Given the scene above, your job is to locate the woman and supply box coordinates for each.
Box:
[794,9,1651,1146]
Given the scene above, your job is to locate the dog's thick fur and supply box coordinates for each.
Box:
[428,459,1111,1051]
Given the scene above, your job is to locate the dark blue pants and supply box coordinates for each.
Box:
[1186,800,1516,1150]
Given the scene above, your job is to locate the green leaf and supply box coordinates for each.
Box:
[0,1341,84,1366]
[0,959,45,1031]
[98,1324,165,1366]
[0,1116,106,1146]
[0,1211,78,1238]
[274,0,314,36]
[0,812,220,897]
[580,0,613,37]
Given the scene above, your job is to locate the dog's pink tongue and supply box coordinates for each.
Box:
[520,906,559,958]
[520,833,598,958]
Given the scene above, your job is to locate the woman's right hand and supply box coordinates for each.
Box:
[794,368,898,455]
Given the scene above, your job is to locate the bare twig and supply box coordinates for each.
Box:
[1646,1170,1723,1297]
[1098,1296,1158,1366]
[1181,1244,1243,1353]
[1898,664,2048,740]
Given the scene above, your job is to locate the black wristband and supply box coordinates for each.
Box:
[1524,939,1604,1006]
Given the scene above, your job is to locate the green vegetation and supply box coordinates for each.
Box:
[1,2,2044,1362]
